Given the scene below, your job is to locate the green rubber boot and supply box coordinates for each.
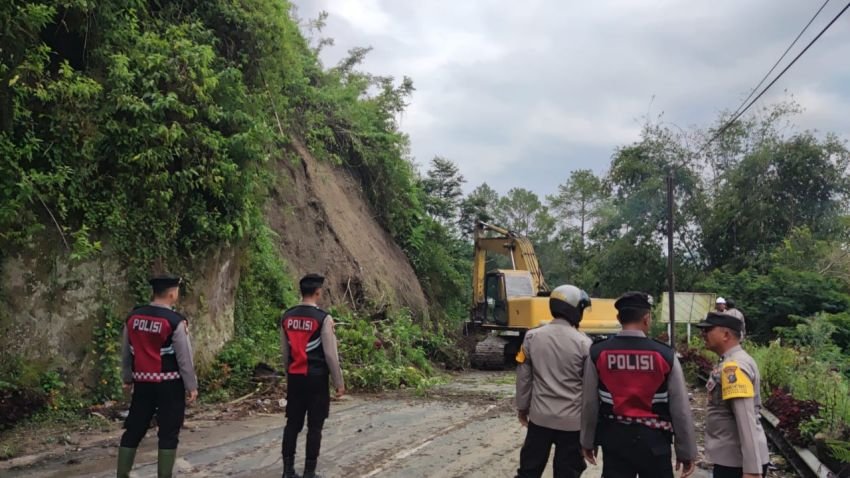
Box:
[116,447,137,478]
[157,449,178,478]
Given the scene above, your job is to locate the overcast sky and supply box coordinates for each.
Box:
[291,0,850,198]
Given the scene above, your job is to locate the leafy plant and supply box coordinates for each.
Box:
[334,309,447,391]
[677,345,714,383]
[765,388,820,446]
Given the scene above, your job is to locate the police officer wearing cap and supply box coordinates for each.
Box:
[696,313,769,478]
[580,292,697,478]
[280,274,344,478]
[514,284,592,478]
[117,275,198,478]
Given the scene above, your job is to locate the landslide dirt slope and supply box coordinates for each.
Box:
[264,138,428,316]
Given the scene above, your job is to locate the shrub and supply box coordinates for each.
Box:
[765,388,820,446]
[677,345,714,384]
[335,309,444,391]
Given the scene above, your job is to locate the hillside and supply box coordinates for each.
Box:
[0,0,454,414]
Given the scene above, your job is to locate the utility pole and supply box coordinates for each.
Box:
[666,173,676,346]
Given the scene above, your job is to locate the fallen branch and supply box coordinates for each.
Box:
[226,391,255,405]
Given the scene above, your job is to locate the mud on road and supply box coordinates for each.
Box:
[1,371,794,478]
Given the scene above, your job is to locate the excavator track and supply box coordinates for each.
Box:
[470,335,511,370]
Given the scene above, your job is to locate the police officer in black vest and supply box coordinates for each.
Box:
[117,275,198,478]
[280,274,344,478]
[580,292,696,478]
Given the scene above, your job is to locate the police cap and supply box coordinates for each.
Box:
[149,274,182,294]
[299,273,325,290]
[614,291,653,311]
[695,312,743,332]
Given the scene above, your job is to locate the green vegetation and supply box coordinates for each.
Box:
[335,309,447,391]
[750,318,850,460]
[3,3,850,469]
[0,0,461,422]
[202,223,298,400]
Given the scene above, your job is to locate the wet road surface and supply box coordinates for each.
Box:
[2,371,713,478]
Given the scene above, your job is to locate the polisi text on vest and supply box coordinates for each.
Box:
[607,353,655,371]
[132,318,163,334]
[286,318,316,332]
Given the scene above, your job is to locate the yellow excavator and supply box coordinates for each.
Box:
[467,221,621,368]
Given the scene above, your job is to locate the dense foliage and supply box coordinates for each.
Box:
[0,0,464,413]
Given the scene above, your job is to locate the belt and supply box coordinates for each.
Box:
[605,414,673,432]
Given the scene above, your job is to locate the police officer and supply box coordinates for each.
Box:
[715,297,728,313]
[695,312,769,478]
[580,292,696,478]
[515,284,592,478]
[117,275,198,478]
[280,274,344,478]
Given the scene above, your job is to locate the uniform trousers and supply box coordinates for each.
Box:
[120,380,186,449]
[516,422,586,478]
[282,374,331,462]
[598,420,674,478]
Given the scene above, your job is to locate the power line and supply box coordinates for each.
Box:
[727,0,832,121]
[699,0,850,153]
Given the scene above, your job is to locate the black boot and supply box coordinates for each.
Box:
[303,459,322,478]
[283,456,300,478]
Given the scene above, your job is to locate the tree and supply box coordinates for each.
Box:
[494,188,555,242]
[700,101,804,184]
[586,234,668,298]
[458,183,498,237]
[589,122,707,278]
[548,169,606,247]
[702,133,850,269]
[421,156,465,229]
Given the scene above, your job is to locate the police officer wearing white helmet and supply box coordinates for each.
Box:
[515,284,593,478]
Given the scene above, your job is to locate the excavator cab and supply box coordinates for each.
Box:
[482,270,551,329]
[484,272,508,325]
[467,221,620,368]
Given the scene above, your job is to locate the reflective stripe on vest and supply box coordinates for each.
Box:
[132,371,181,382]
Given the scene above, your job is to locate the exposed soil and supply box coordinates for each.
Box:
[264,138,428,315]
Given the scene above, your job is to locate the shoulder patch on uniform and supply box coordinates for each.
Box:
[515,345,527,364]
[721,360,754,399]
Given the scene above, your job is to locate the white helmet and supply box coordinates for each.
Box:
[550,284,591,324]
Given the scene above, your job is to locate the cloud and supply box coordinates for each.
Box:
[294,0,850,196]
